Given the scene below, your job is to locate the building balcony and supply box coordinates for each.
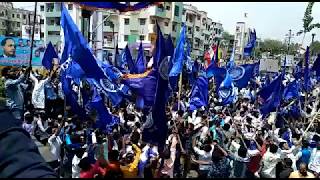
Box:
[46,25,60,31]
[44,11,61,18]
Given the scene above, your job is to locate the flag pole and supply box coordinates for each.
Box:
[177,72,183,110]
[28,2,38,68]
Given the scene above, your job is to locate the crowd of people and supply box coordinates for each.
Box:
[1,55,320,179]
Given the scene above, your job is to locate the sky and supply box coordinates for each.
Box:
[13,2,320,47]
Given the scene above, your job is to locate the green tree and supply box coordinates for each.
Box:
[297,2,320,45]
[259,39,284,55]
[310,41,320,55]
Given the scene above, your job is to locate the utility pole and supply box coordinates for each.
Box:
[284,29,293,72]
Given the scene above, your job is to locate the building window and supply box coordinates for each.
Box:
[150,19,156,24]
[124,18,129,25]
[188,27,192,34]
[12,14,15,18]
[55,17,60,25]
[23,14,26,19]
[0,11,4,17]
[139,35,145,41]
[17,22,20,27]
[40,5,44,11]
[164,22,169,26]
[48,31,60,36]
[124,35,129,41]
[17,14,20,18]
[182,10,186,15]
[166,6,170,11]
[189,14,193,23]
[139,18,146,25]
[47,3,54,12]
[157,4,164,11]
[40,32,44,38]
[172,24,176,32]
[68,4,73,10]
[196,26,200,32]
[174,6,179,17]
[40,19,44,24]
[2,22,4,26]
[197,15,200,20]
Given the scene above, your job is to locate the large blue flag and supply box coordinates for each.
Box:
[169,24,186,78]
[230,63,257,89]
[123,44,135,73]
[142,29,170,151]
[257,73,283,102]
[165,34,174,58]
[153,22,165,69]
[218,71,237,105]
[135,42,146,74]
[260,73,283,115]
[206,64,227,88]
[60,4,106,79]
[189,75,209,111]
[283,80,300,101]
[42,41,58,70]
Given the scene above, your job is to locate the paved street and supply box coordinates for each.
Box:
[31,136,55,163]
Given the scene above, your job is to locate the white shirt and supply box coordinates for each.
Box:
[193,145,214,170]
[309,149,320,173]
[261,151,281,178]
[72,152,88,178]
[30,73,50,109]
[48,134,63,161]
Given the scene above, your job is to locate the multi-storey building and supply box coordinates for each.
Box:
[0,2,41,39]
[182,4,223,59]
[234,21,250,60]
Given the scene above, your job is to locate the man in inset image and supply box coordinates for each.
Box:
[0,38,16,58]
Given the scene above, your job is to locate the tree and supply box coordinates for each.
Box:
[310,41,320,55]
[259,39,299,56]
[297,2,320,45]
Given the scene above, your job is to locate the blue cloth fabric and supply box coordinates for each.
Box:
[42,41,58,70]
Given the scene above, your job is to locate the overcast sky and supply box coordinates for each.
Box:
[13,2,320,46]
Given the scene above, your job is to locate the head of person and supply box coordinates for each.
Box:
[1,38,16,57]
[279,142,289,150]
[34,49,40,57]
[269,144,278,154]
[108,150,120,162]
[298,163,309,177]
[79,157,92,172]
[18,39,24,46]
[238,146,248,158]
[283,158,293,168]
[211,145,224,162]
[26,40,31,46]
[1,66,16,79]
[203,144,212,153]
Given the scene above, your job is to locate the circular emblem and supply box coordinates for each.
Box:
[218,88,232,99]
[229,66,245,81]
[159,56,170,80]
[99,78,118,93]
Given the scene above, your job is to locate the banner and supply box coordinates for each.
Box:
[0,36,45,66]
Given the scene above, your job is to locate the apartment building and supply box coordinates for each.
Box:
[0,2,41,39]
[234,21,250,60]
[182,4,223,59]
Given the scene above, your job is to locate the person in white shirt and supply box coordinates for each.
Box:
[72,149,88,178]
[30,72,51,110]
[260,144,281,178]
[47,127,63,172]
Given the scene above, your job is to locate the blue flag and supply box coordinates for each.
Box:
[283,80,300,101]
[123,44,135,74]
[42,41,58,70]
[312,54,320,78]
[230,63,257,89]
[153,22,165,69]
[226,47,236,70]
[257,73,283,102]
[189,76,209,111]
[218,71,237,105]
[260,73,283,115]
[90,88,119,133]
[244,29,256,57]
[304,46,312,92]
[142,30,170,151]
[165,34,174,58]
[135,42,146,74]
[61,4,106,79]
[169,25,186,91]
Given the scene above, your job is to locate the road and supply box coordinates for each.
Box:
[31,136,56,163]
